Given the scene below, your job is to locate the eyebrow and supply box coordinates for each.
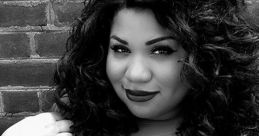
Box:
[110,35,128,45]
[145,36,175,45]
[110,35,175,46]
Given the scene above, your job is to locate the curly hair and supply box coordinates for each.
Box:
[53,0,259,136]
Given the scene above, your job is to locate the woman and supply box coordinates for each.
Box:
[2,0,259,136]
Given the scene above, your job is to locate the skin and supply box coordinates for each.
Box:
[106,8,190,135]
[2,7,190,136]
[1,112,73,136]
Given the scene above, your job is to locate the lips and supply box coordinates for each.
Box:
[125,89,159,102]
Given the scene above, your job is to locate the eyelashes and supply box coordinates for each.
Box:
[110,44,176,56]
[151,46,176,55]
[110,44,131,54]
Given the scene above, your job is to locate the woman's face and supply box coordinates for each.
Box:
[106,8,189,120]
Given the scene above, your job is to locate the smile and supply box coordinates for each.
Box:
[125,89,159,102]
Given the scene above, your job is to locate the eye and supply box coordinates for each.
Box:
[110,44,131,54]
[151,46,176,56]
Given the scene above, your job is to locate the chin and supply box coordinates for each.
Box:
[129,106,175,120]
[128,107,159,120]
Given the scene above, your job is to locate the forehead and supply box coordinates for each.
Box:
[110,8,170,38]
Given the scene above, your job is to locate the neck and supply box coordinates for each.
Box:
[132,117,182,136]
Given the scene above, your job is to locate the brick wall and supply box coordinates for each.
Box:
[0,0,258,135]
[0,0,84,134]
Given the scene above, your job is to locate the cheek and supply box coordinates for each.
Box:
[157,61,189,106]
[154,61,183,87]
[106,54,125,84]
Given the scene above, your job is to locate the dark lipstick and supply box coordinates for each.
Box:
[125,89,159,102]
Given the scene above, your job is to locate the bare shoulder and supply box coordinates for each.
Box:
[1,112,72,136]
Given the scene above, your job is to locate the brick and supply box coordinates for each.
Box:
[35,32,68,57]
[0,33,30,58]
[39,90,55,112]
[53,1,84,26]
[0,3,47,27]
[2,91,39,113]
[0,92,3,112]
[0,60,56,86]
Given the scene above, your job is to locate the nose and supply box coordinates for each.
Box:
[125,57,152,83]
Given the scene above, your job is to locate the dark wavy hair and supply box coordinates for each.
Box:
[53,0,259,136]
